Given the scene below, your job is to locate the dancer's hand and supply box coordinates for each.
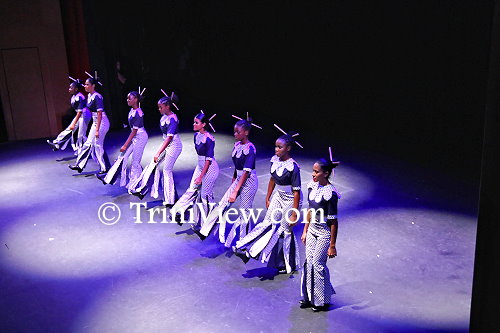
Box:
[229,191,237,203]
[194,176,203,185]
[95,131,100,138]
[289,211,298,227]
[328,246,337,258]
[120,145,127,153]
[70,125,75,131]
[154,154,160,163]
[265,198,270,209]
[301,233,307,245]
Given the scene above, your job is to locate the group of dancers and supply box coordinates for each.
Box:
[47,74,341,312]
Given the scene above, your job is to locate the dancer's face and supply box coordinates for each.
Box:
[68,84,77,95]
[193,117,205,132]
[234,125,248,142]
[158,103,170,115]
[275,138,291,159]
[84,79,95,93]
[312,163,329,183]
[127,94,138,107]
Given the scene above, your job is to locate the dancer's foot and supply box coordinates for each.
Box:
[131,188,148,200]
[191,226,206,241]
[311,304,329,312]
[277,267,287,274]
[299,300,312,309]
[96,173,107,185]
[47,140,59,151]
[68,164,83,173]
[232,247,250,264]
[174,213,183,226]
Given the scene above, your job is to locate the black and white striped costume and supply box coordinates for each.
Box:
[301,181,340,307]
[51,92,91,154]
[235,155,302,273]
[73,92,110,172]
[172,131,219,226]
[103,108,148,188]
[200,141,258,246]
[152,113,182,204]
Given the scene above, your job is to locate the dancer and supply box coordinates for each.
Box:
[234,124,303,274]
[198,114,261,246]
[47,77,91,154]
[129,91,182,205]
[97,88,148,188]
[171,110,219,229]
[300,148,341,312]
[69,72,110,174]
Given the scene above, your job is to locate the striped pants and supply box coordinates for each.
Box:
[53,114,90,153]
[74,114,110,172]
[189,157,219,203]
[301,230,335,307]
[235,189,302,273]
[200,170,258,245]
[120,129,148,188]
[152,134,182,204]
[173,157,220,226]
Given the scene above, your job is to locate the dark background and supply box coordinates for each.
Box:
[80,0,491,181]
[81,3,500,330]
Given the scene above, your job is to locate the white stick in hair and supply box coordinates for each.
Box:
[171,92,175,99]
[329,147,333,162]
[85,71,93,78]
[246,112,249,121]
[200,109,204,114]
[209,113,217,121]
[161,89,168,97]
[209,123,216,133]
[172,102,179,111]
[295,141,304,149]
[68,76,77,82]
[233,114,261,129]
[140,87,146,95]
[139,86,141,94]
[292,133,300,137]
[273,123,288,136]
[94,71,103,86]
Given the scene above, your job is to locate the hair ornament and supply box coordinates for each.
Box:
[84,71,103,86]
[273,123,304,149]
[231,113,262,130]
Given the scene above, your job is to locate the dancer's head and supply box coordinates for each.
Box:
[312,157,338,184]
[68,80,82,95]
[193,112,210,133]
[275,132,297,159]
[234,118,251,142]
[84,78,99,93]
[158,93,178,115]
[127,91,143,108]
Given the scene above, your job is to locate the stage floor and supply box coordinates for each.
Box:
[0,128,478,332]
